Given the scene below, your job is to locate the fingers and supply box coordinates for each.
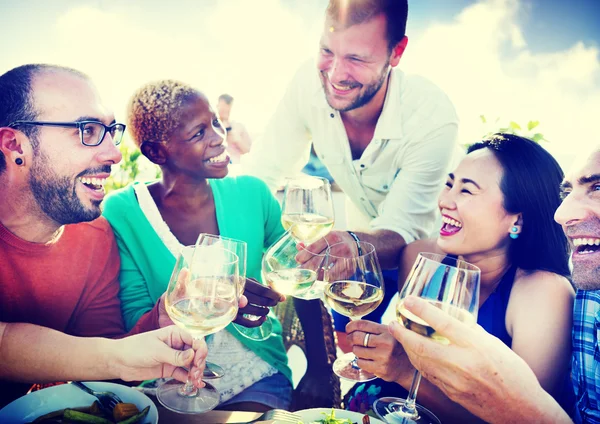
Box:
[346,319,386,335]
[401,296,473,343]
[234,315,268,328]
[244,290,281,307]
[238,304,270,317]
[238,294,248,309]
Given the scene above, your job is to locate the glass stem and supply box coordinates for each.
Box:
[400,370,423,418]
[178,336,203,398]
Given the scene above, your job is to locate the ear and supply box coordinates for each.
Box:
[140,141,168,165]
[510,214,524,235]
[0,127,27,165]
[389,36,408,67]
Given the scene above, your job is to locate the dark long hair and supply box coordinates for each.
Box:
[467,134,570,277]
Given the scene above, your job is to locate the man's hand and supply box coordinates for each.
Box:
[347,320,412,383]
[296,231,357,263]
[388,296,570,424]
[112,325,208,388]
[234,278,284,328]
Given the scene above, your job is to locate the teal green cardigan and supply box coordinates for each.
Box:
[102,176,291,382]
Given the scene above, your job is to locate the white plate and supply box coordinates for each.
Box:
[0,381,158,423]
[295,408,385,424]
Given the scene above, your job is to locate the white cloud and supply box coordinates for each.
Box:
[401,0,600,170]
[48,0,322,135]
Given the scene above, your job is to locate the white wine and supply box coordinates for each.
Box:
[324,281,384,318]
[264,268,317,296]
[397,300,476,343]
[281,213,334,243]
[167,296,238,335]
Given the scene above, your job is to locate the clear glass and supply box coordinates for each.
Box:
[323,241,385,382]
[194,234,247,378]
[195,234,271,342]
[281,176,335,244]
[373,253,481,424]
[262,227,327,299]
[156,245,240,414]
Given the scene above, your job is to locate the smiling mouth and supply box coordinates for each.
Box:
[204,151,228,164]
[440,216,462,235]
[79,176,107,191]
[573,237,600,255]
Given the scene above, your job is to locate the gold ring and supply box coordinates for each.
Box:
[363,332,371,348]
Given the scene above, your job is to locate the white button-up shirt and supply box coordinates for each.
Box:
[242,59,459,244]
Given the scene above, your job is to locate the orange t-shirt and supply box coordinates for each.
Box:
[0,217,128,337]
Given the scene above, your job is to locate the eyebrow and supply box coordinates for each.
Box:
[579,173,600,185]
[74,116,116,125]
[448,173,481,189]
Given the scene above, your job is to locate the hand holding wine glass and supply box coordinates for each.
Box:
[156,245,240,414]
[373,253,480,424]
[323,241,385,382]
[281,176,334,244]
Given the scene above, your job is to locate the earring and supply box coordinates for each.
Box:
[510,226,519,240]
[15,158,23,166]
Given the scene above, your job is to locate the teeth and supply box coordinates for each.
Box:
[573,238,600,246]
[208,151,228,163]
[331,82,353,91]
[79,177,106,186]
[441,216,462,228]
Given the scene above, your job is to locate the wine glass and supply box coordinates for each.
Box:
[195,234,247,376]
[195,234,271,342]
[262,227,328,299]
[323,241,385,381]
[373,253,481,424]
[156,245,240,414]
[281,176,335,244]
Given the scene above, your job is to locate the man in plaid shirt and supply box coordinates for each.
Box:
[386,146,600,423]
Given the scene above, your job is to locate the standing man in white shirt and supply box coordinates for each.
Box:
[243,0,459,344]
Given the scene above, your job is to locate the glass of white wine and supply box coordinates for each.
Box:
[281,176,335,244]
[262,227,327,299]
[156,245,240,414]
[373,253,481,424]
[323,241,385,381]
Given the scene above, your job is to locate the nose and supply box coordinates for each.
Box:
[554,193,588,227]
[438,188,456,212]
[327,57,349,84]
[97,134,123,165]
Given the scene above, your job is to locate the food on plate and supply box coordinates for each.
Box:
[305,408,371,424]
[28,401,149,423]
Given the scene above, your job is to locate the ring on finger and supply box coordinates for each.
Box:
[363,332,371,348]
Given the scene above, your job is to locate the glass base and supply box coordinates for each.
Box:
[203,362,224,379]
[333,352,377,382]
[294,280,326,300]
[373,397,441,424]
[156,379,220,414]
[232,318,273,341]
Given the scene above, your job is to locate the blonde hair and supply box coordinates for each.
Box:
[126,79,198,146]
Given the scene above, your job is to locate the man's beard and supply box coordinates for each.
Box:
[321,61,390,112]
[28,148,104,225]
[567,219,600,291]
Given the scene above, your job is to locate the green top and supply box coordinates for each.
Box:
[102,175,290,382]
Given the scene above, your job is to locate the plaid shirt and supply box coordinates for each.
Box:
[572,289,600,423]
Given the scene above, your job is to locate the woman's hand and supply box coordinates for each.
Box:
[234,278,285,328]
[346,320,413,384]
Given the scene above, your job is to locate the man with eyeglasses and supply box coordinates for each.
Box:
[0,64,207,407]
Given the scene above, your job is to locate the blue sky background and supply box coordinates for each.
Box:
[0,0,599,167]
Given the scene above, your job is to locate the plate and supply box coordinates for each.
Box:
[295,408,385,424]
[0,381,158,423]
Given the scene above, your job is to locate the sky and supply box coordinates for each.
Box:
[0,0,599,169]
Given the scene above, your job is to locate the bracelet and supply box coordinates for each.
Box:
[347,231,363,255]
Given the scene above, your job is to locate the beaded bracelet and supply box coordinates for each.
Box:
[347,231,363,255]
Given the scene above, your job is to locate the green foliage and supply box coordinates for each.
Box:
[105,140,161,193]
[479,115,548,143]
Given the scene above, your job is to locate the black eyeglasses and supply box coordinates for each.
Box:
[8,120,126,147]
